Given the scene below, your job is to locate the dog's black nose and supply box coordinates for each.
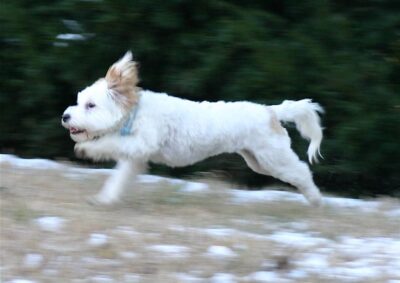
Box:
[62,114,71,123]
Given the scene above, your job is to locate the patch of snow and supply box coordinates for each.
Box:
[180,181,209,193]
[34,216,66,232]
[243,271,280,282]
[136,174,164,183]
[1,154,63,170]
[324,197,380,212]
[67,167,112,175]
[23,253,44,269]
[87,233,109,247]
[174,273,203,282]
[136,174,186,185]
[230,189,306,204]
[385,208,400,218]
[89,275,114,282]
[205,246,237,259]
[230,187,382,212]
[323,266,381,281]
[210,273,236,283]
[386,260,400,277]
[266,231,331,248]
[336,236,400,258]
[147,245,190,257]
[5,280,37,283]
[287,269,309,279]
[56,33,86,41]
[167,178,186,185]
[295,253,329,269]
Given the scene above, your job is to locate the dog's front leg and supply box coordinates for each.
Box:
[89,159,145,205]
[75,135,156,205]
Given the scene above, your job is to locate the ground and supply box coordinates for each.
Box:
[0,154,399,283]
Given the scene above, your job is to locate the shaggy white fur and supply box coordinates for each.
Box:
[62,52,324,206]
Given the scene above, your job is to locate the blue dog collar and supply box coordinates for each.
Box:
[120,97,140,136]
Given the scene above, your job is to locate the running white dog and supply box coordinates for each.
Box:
[62,52,324,206]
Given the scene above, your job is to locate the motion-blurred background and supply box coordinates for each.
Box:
[1,0,399,197]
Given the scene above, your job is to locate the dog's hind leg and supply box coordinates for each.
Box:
[239,149,269,175]
[243,145,322,206]
[89,159,144,205]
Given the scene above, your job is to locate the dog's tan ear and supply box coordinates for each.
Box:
[105,51,140,109]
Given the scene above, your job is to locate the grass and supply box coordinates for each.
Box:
[1,162,399,282]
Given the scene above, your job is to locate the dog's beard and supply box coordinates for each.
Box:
[70,131,89,143]
[69,130,100,143]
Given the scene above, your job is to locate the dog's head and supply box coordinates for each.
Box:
[62,51,140,142]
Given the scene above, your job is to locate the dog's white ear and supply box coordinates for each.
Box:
[105,51,140,109]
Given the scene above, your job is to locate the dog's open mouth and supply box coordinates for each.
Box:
[69,127,86,135]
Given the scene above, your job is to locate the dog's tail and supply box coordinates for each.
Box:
[271,99,324,164]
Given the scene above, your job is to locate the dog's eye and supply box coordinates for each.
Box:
[86,103,96,109]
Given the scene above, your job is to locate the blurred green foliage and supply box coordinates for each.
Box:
[1,0,399,196]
